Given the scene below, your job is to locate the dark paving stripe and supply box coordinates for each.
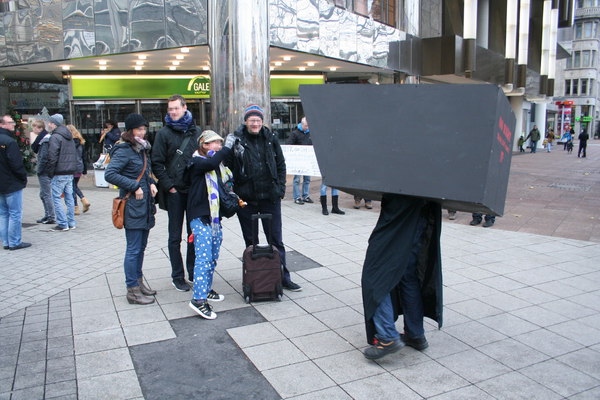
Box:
[130,308,281,400]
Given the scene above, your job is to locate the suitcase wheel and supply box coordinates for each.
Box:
[245,296,251,304]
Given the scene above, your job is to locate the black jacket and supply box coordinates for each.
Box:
[74,139,87,175]
[362,194,443,344]
[36,133,52,176]
[579,132,589,143]
[225,125,286,202]
[151,123,201,193]
[31,129,48,154]
[184,147,232,222]
[104,127,121,149]
[46,125,79,177]
[105,142,156,230]
[288,127,312,145]
[0,128,27,194]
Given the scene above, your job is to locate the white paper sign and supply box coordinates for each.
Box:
[281,145,322,177]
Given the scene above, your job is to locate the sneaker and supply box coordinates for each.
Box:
[302,196,314,203]
[68,226,76,230]
[283,281,302,292]
[469,218,481,226]
[207,289,224,302]
[365,202,373,209]
[482,219,495,228]
[400,334,429,351]
[49,225,69,232]
[36,217,47,224]
[172,280,191,292]
[353,201,361,209]
[363,339,403,360]
[294,198,304,205]
[42,219,55,225]
[9,242,32,251]
[189,299,217,320]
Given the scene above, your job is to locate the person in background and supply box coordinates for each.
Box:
[517,135,525,153]
[0,114,30,250]
[320,184,345,216]
[470,212,495,228]
[545,129,555,153]
[105,114,158,305]
[354,196,373,210]
[578,129,589,158]
[563,129,573,151]
[526,125,540,153]
[67,125,91,215]
[184,130,234,320]
[31,120,55,224]
[99,120,121,152]
[288,117,313,205]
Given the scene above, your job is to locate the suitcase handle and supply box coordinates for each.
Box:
[251,214,274,255]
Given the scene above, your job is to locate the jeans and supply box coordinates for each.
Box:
[124,229,150,287]
[530,140,538,153]
[578,143,587,157]
[372,214,427,342]
[51,175,76,228]
[190,218,223,300]
[0,189,24,248]
[320,184,338,196]
[167,191,194,282]
[38,174,54,220]
[546,142,552,152]
[72,176,84,206]
[236,199,292,283]
[293,175,311,200]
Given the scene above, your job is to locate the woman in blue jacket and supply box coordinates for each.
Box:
[105,114,158,305]
[185,130,233,319]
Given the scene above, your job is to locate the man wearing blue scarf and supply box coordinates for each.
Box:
[152,94,201,292]
[288,117,313,205]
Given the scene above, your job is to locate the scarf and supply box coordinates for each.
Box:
[165,110,193,132]
[192,150,234,234]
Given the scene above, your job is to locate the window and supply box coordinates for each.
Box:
[371,0,397,26]
[584,22,594,38]
[567,56,573,68]
[583,50,591,67]
[576,23,583,39]
[591,79,595,96]
[565,80,571,95]
[353,0,369,15]
[574,51,581,67]
[593,50,597,67]
[582,79,588,95]
[573,79,579,95]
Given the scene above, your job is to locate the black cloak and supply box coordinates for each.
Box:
[361,194,443,344]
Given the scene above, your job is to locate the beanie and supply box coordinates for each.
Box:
[243,104,264,121]
[198,130,223,145]
[124,113,147,131]
[48,114,64,126]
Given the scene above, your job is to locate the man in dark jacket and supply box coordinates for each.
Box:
[362,194,442,360]
[225,104,302,292]
[151,94,201,292]
[0,114,31,250]
[31,120,55,224]
[100,120,121,152]
[578,129,589,158]
[46,114,79,231]
[288,117,313,205]
[526,125,541,153]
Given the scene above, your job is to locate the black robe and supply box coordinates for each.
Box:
[361,194,443,344]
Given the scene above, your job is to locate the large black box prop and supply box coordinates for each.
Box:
[299,84,516,216]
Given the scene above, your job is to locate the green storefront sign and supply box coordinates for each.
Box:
[71,74,324,99]
[575,116,593,122]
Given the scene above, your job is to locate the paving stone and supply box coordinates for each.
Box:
[253,301,308,321]
[45,366,76,384]
[509,305,570,327]
[294,293,345,313]
[443,320,507,348]
[515,328,585,357]
[46,345,74,359]
[271,314,329,339]
[262,361,336,398]
[71,298,115,318]
[447,299,504,320]
[314,349,387,384]
[15,360,45,376]
[47,335,73,349]
[122,320,176,346]
[17,350,46,364]
[427,384,495,399]
[47,326,73,339]
[557,348,600,380]
[74,328,127,355]
[478,312,539,337]
[0,365,15,381]
[437,349,512,383]
[9,385,44,400]
[76,348,134,380]
[286,386,352,400]
[21,322,46,333]
[78,370,143,400]
[227,322,285,348]
[391,359,469,398]
[291,330,353,359]
[46,356,75,371]
[117,305,166,327]
[12,371,45,390]
[476,371,562,400]
[45,379,77,399]
[313,306,364,329]
[546,320,600,346]
[72,312,120,335]
[519,359,600,398]
[243,339,308,371]
[568,386,600,400]
[341,372,421,400]
[477,338,549,369]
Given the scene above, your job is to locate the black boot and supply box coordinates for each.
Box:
[331,196,345,215]
[320,195,329,215]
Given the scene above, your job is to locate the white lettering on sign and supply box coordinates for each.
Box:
[281,145,322,177]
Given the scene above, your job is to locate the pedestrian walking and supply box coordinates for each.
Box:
[66,125,91,215]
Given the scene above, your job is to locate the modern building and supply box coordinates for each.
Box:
[555,0,600,139]
[0,0,574,163]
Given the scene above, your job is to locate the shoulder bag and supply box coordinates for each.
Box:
[112,152,147,229]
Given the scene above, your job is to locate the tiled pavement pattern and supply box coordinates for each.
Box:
[0,143,599,399]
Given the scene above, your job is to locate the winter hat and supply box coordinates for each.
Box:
[198,130,223,145]
[48,114,64,126]
[243,104,264,121]
[124,113,147,131]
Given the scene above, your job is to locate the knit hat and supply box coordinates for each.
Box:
[198,130,223,144]
[243,104,264,121]
[48,114,64,126]
[124,113,147,131]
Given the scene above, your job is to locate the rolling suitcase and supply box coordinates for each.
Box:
[242,214,283,303]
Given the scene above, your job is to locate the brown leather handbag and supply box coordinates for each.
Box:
[112,152,147,229]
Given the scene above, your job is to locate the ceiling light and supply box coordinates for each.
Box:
[176,55,184,60]
[138,55,147,60]
[61,65,70,70]
[136,60,144,66]
[298,67,306,71]
[98,60,107,65]
[274,61,282,66]
[169,66,177,71]
[99,66,107,70]
[202,66,210,71]
[329,67,337,71]
[283,56,292,61]
[181,47,190,53]
[307,62,315,67]
[135,66,142,71]
[172,61,180,66]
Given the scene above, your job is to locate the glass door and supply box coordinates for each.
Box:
[271,100,304,142]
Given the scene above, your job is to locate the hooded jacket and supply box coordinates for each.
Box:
[0,128,27,194]
[288,124,312,145]
[224,125,286,202]
[46,125,79,177]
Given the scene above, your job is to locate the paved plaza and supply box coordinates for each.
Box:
[1,144,599,399]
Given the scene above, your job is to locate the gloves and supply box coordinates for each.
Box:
[224,133,237,149]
